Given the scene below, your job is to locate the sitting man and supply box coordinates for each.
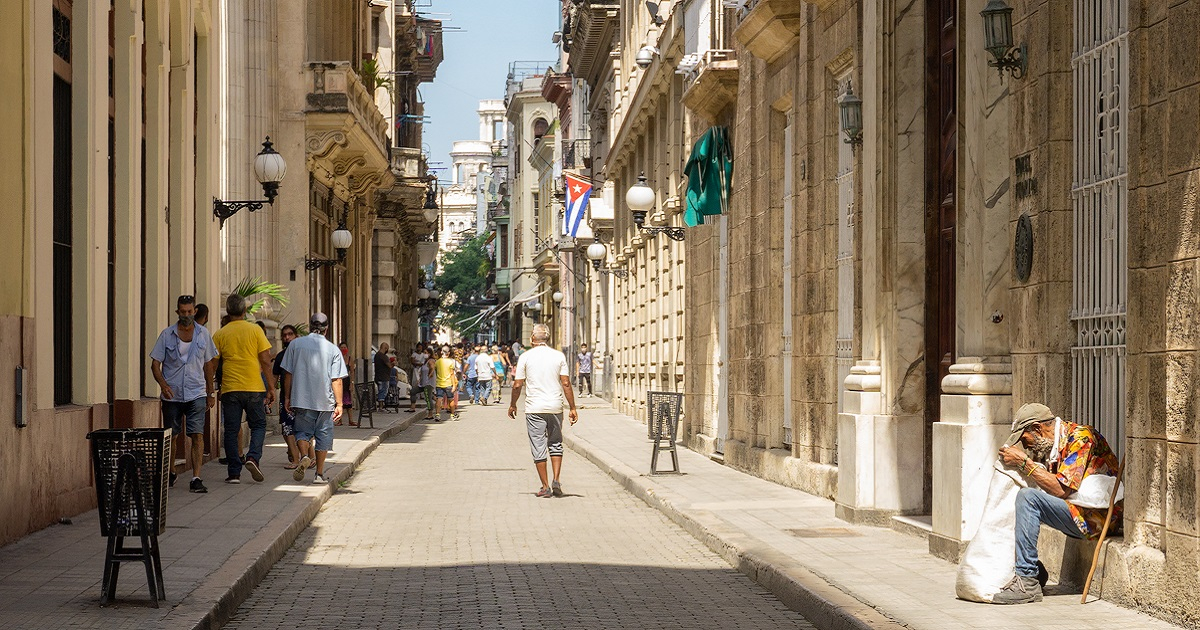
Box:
[994,403,1121,605]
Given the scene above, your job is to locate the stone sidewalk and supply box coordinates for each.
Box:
[0,408,424,630]
[565,400,1183,630]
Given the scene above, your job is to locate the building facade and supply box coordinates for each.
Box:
[668,0,1200,624]
[1,0,441,546]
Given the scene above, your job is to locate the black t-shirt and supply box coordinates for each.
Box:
[272,345,288,377]
[374,351,390,382]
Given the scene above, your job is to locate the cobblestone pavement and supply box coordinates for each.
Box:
[223,399,816,629]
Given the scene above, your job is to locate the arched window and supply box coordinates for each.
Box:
[532,117,549,141]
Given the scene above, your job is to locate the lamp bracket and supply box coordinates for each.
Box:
[990,43,1027,80]
[637,224,687,241]
[214,198,269,229]
[304,249,347,271]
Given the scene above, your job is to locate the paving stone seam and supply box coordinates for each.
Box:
[178,412,425,630]
[563,431,909,630]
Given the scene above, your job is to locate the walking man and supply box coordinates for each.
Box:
[150,294,218,493]
[576,343,594,396]
[374,342,391,409]
[465,345,479,404]
[474,345,494,406]
[272,325,301,467]
[212,294,276,484]
[508,324,578,498]
[433,346,459,421]
[408,343,429,412]
[281,312,348,484]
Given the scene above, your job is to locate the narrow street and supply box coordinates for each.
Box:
[222,400,815,629]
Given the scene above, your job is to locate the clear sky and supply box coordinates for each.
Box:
[419,0,560,185]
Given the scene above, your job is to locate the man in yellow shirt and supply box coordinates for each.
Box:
[433,346,459,421]
[212,294,276,484]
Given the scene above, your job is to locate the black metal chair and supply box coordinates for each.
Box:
[647,391,683,475]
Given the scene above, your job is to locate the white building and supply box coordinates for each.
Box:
[437,101,506,253]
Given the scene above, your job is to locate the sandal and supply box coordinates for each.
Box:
[333,418,343,426]
[284,463,298,470]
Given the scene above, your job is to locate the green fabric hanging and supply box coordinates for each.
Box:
[683,126,733,227]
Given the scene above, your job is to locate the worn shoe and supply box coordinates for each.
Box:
[451,413,461,421]
[293,456,312,482]
[189,478,208,493]
[992,575,1043,604]
[169,472,178,488]
[244,459,265,483]
[225,476,241,484]
[535,487,554,498]
[551,481,563,497]
[313,474,329,485]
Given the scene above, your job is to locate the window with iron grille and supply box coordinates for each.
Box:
[1071,0,1127,455]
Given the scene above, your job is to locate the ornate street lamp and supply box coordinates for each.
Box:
[626,173,685,241]
[586,240,629,279]
[305,211,353,270]
[981,0,1026,79]
[838,81,863,150]
[213,137,287,228]
[552,291,564,304]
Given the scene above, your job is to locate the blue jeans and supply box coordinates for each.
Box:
[475,378,492,403]
[1015,486,1084,577]
[376,380,390,403]
[221,391,267,478]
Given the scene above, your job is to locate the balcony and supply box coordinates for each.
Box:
[733,0,807,63]
[305,62,390,158]
[681,54,740,125]
[564,0,620,85]
[562,138,592,171]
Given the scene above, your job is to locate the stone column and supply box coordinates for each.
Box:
[113,0,144,401]
[930,359,1012,561]
[837,361,925,523]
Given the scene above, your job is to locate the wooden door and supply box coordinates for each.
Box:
[924,0,957,507]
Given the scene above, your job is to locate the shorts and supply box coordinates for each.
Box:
[435,386,455,400]
[293,408,335,452]
[162,397,206,436]
[526,413,564,463]
[279,406,296,437]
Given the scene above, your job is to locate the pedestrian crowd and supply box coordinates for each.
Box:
[151,294,589,498]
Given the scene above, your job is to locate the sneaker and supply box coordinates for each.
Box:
[535,487,553,498]
[189,478,208,493]
[169,472,178,488]
[551,481,563,497]
[992,575,1043,604]
[245,459,265,483]
[313,474,329,485]
[293,456,312,482]
[225,476,241,484]
[452,413,460,421]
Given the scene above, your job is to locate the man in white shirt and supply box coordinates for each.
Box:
[508,324,578,498]
[280,312,348,484]
[474,347,495,406]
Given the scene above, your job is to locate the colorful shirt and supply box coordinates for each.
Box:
[212,320,271,393]
[1052,421,1121,538]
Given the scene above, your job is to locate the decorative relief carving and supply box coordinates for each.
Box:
[306,130,349,159]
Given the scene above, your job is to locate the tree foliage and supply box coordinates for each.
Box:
[433,233,492,335]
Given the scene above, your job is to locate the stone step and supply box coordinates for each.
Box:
[891,514,933,541]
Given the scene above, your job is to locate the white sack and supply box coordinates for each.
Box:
[1067,474,1122,509]
[955,462,1028,602]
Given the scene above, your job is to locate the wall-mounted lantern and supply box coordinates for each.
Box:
[213,137,286,228]
[981,0,1027,80]
[305,210,353,270]
[626,173,685,241]
[838,82,863,150]
[586,240,630,278]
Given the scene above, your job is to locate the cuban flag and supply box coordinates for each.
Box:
[563,173,592,238]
